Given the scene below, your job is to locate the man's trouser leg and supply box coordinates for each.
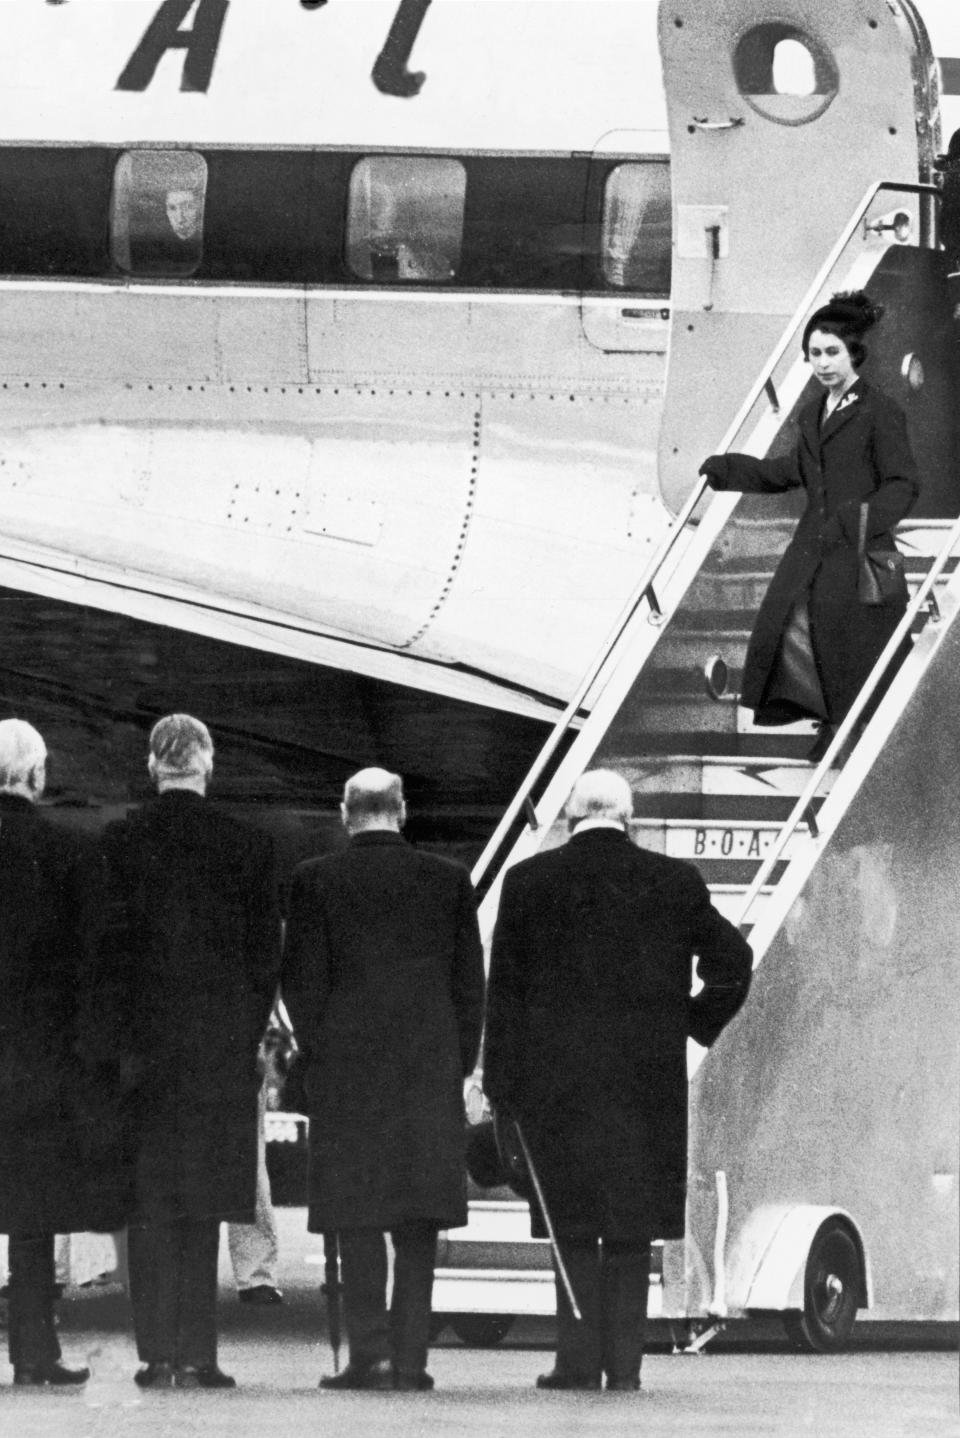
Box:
[7,1234,60,1371]
[128,1218,178,1364]
[600,1238,651,1389]
[176,1220,221,1370]
[127,1217,220,1369]
[336,1229,391,1369]
[389,1221,438,1380]
[552,1239,602,1383]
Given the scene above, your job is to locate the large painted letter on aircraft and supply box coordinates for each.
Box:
[116,0,229,94]
[373,0,433,97]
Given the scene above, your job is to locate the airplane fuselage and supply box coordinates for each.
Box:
[0,0,959,731]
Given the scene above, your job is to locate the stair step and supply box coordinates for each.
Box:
[608,754,837,800]
[736,707,818,737]
[609,701,745,735]
[651,630,750,668]
[606,729,823,760]
[606,697,812,734]
[633,817,810,862]
[634,792,816,823]
[683,574,772,611]
[636,665,745,699]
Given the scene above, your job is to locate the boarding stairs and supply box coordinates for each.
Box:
[470,180,959,951]
[433,179,960,1334]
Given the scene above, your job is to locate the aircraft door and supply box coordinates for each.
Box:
[657,0,940,510]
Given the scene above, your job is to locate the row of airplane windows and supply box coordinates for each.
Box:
[0,148,672,294]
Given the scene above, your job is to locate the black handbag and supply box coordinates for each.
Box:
[857,502,905,605]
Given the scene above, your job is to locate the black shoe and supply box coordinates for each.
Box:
[134,1362,175,1389]
[536,1367,601,1391]
[175,1365,237,1390]
[238,1285,284,1305]
[806,723,836,764]
[320,1359,393,1391]
[606,1375,641,1391]
[14,1361,90,1387]
[393,1369,434,1391]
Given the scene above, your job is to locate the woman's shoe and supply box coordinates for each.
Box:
[805,723,836,764]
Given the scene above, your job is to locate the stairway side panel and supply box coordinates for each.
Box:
[684,601,960,1321]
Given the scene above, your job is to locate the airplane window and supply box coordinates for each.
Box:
[601,163,671,294]
[733,24,838,125]
[346,156,465,283]
[110,150,207,278]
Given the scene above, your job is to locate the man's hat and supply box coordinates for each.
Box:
[465,1114,532,1200]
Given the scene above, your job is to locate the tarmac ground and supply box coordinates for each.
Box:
[0,1209,955,1438]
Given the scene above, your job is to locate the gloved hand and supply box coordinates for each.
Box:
[699,455,728,489]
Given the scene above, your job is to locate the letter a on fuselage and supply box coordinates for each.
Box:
[116,0,229,93]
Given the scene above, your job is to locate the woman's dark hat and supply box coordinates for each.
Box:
[801,289,883,362]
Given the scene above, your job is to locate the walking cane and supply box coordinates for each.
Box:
[322,1231,343,1373]
[512,1121,582,1322]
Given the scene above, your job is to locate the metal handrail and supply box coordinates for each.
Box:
[469,472,711,889]
[471,177,940,893]
[736,510,960,928]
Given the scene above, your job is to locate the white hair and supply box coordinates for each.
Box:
[0,718,47,798]
[566,768,633,825]
[148,712,214,782]
[342,766,405,830]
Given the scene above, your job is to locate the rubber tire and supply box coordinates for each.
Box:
[783,1220,862,1352]
[448,1314,514,1347]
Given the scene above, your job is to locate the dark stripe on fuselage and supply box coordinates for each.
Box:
[0,144,670,295]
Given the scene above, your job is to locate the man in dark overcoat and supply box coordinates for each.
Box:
[282,767,484,1391]
[100,713,281,1390]
[0,719,122,1387]
[483,769,753,1393]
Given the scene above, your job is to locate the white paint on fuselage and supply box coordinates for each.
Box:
[0,0,668,150]
[0,276,667,706]
[1,0,960,713]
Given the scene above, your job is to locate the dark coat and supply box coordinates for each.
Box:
[282,830,485,1233]
[0,794,127,1234]
[483,828,752,1242]
[100,791,281,1224]
[707,379,919,723]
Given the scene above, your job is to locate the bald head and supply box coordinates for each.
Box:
[566,769,633,830]
[0,718,47,801]
[341,766,406,834]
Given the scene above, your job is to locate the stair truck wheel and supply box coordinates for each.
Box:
[782,1218,863,1352]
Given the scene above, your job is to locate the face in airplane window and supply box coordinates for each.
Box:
[165,188,202,243]
[806,329,856,396]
